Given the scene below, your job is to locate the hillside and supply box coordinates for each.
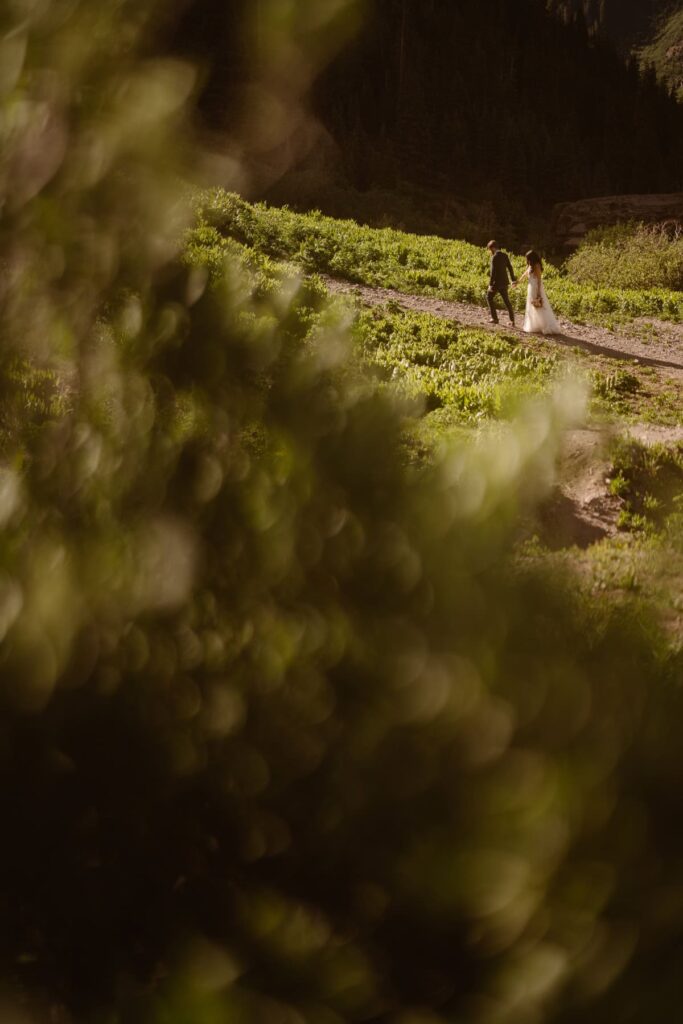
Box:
[193,191,683,325]
[547,0,674,52]
[161,0,683,232]
[190,189,683,603]
[311,0,683,215]
[640,7,683,99]
[548,2,683,100]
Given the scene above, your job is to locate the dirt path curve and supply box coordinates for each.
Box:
[546,424,683,547]
[322,274,683,374]
[323,274,683,546]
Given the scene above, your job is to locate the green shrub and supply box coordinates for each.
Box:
[592,369,641,399]
[609,437,683,532]
[567,221,683,292]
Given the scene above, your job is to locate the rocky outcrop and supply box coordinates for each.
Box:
[553,193,683,249]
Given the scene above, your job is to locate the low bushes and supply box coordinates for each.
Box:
[567,221,683,293]
[194,191,683,324]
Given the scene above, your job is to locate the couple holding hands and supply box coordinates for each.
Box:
[486,240,560,335]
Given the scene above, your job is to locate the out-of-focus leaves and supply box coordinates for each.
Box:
[0,3,682,1024]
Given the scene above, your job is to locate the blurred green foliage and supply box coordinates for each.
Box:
[0,3,683,1024]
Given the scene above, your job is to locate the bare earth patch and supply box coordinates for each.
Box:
[539,428,621,548]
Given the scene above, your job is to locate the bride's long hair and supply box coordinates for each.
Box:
[525,250,543,272]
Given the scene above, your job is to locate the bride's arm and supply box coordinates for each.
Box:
[512,268,529,288]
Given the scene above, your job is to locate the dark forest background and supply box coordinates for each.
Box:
[548,0,676,52]
[165,0,683,234]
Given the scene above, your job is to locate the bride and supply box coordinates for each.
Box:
[514,250,560,335]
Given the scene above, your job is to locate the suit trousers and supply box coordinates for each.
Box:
[487,285,514,322]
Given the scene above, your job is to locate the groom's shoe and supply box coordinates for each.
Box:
[509,317,516,327]
[487,318,498,324]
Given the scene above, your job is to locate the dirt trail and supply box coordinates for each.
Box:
[535,423,683,548]
[324,274,683,547]
[323,274,683,373]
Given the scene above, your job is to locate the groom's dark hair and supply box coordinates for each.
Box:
[486,240,498,251]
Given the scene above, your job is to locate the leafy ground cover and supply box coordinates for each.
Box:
[589,364,683,426]
[184,208,683,631]
[608,437,683,533]
[193,190,683,325]
[516,429,683,647]
[567,221,683,292]
[526,523,683,648]
[185,226,573,442]
[353,307,559,415]
[185,224,682,438]
[184,210,683,646]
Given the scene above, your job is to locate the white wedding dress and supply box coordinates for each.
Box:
[523,271,560,335]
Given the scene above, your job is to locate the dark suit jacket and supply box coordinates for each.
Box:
[489,250,517,289]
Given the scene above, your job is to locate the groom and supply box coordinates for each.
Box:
[485,240,517,327]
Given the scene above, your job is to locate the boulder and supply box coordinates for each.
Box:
[552,192,683,249]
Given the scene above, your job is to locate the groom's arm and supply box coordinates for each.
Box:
[505,254,517,283]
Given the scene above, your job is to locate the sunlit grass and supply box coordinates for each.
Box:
[193,190,683,325]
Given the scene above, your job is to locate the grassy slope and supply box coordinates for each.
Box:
[195,190,683,325]
[185,202,683,437]
[184,196,683,639]
[182,201,683,443]
[184,227,563,436]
